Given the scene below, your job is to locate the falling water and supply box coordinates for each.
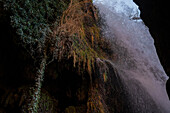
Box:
[93,0,170,112]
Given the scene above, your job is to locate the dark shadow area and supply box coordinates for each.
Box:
[0,7,34,88]
[0,5,36,112]
[43,60,91,112]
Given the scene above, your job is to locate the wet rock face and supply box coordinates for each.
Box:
[93,59,164,113]
[93,0,170,112]
[133,0,170,96]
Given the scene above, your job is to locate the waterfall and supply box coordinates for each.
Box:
[93,0,170,112]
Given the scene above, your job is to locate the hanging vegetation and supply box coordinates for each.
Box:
[0,0,113,112]
[56,0,112,76]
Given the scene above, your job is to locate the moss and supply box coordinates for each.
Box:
[0,86,58,112]
[103,71,108,82]
[2,0,69,46]
[64,105,87,113]
[87,88,105,113]
[1,0,70,112]
[65,106,76,113]
[37,89,58,113]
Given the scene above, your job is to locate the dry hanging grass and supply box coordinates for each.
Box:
[55,0,102,75]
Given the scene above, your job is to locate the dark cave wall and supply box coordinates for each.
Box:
[133,0,170,96]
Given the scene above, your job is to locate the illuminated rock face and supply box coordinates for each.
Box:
[93,0,170,112]
[133,0,170,97]
[93,0,140,18]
